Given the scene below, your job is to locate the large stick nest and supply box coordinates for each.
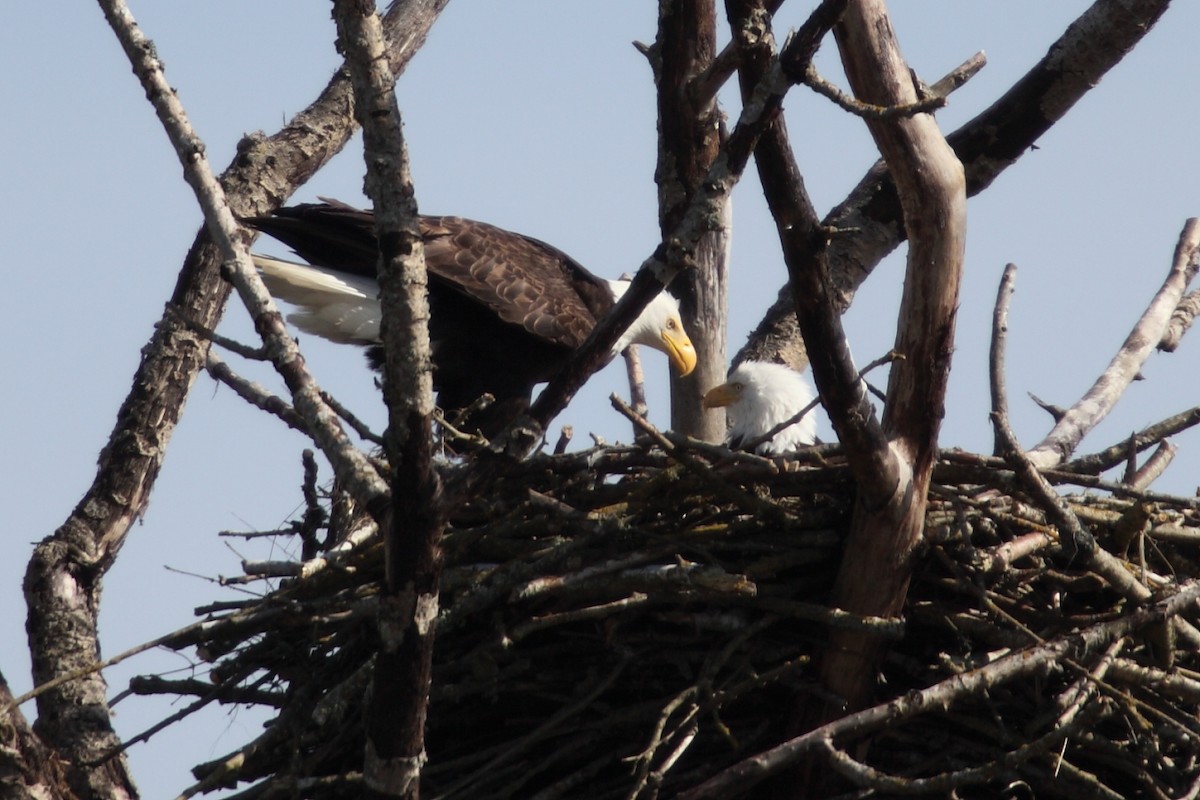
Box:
[143,442,1200,799]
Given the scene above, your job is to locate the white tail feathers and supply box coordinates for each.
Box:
[252,254,381,345]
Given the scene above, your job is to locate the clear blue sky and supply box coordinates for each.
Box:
[3,2,1198,796]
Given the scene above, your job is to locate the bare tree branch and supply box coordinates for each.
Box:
[725,0,894,498]
[735,0,1174,367]
[812,0,967,728]
[1161,288,1200,351]
[21,1,445,795]
[655,0,729,443]
[989,267,1152,599]
[332,1,445,796]
[1061,405,1200,475]
[1026,218,1200,468]
[990,263,1019,456]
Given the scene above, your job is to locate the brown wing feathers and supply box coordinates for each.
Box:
[247,202,610,350]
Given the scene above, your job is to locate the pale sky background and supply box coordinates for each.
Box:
[3,2,1199,797]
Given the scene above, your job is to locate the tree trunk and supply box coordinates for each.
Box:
[654,0,729,442]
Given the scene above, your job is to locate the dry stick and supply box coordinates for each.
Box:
[208,350,383,445]
[331,4,445,798]
[1161,288,1200,351]
[990,264,1018,456]
[610,394,783,518]
[937,450,1200,511]
[170,307,269,361]
[1064,405,1200,475]
[1026,218,1200,468]
[987,263,1150,601]
[102,669,270,763]
[799,62,945,118]
[622,344,649,422]
[206,351,308,434]
[114,2,391,509]
[1128,441,1177,490]
[679,580,1200,799]
[320,391,385,446]
[3,619,209,715]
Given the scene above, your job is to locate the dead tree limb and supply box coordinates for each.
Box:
[21,1,445,796]
[813,0,966,725]
[332,0,445,796]
[1026,218,1200,468]
[735,0,1173,367]
[654,0,730,443]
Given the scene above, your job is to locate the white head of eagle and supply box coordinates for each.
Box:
[703,361,817,455]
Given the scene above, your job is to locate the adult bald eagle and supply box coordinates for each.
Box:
[246,202,697,435]
[703,361,817,455]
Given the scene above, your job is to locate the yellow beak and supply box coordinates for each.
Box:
[702,382,740,409]
[662,325,698,377]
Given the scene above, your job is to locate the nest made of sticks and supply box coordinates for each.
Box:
[136,441,1200,800]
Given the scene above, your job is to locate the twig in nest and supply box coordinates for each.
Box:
[2,618,209,714]
[433,405,491,451]
[622,343,649,422]
[1127,440,1176,491]
[680,581,1200,799]
[610,394,784,519]
[553,425,573,455]
[988,263,1150,600]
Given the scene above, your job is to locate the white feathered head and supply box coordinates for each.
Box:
[702,361,817,455]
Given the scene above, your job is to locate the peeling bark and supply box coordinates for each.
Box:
[654,0,729,443]
[332,1,445,797]
[809,0,966,758]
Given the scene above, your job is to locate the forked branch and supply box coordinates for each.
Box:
[1026,218,1200,468]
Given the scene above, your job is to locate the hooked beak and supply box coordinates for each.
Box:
[661,324,697,376]
[702,382,740,409]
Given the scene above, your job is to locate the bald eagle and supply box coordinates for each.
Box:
[246,202,697,435]
[702,361,817,455]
